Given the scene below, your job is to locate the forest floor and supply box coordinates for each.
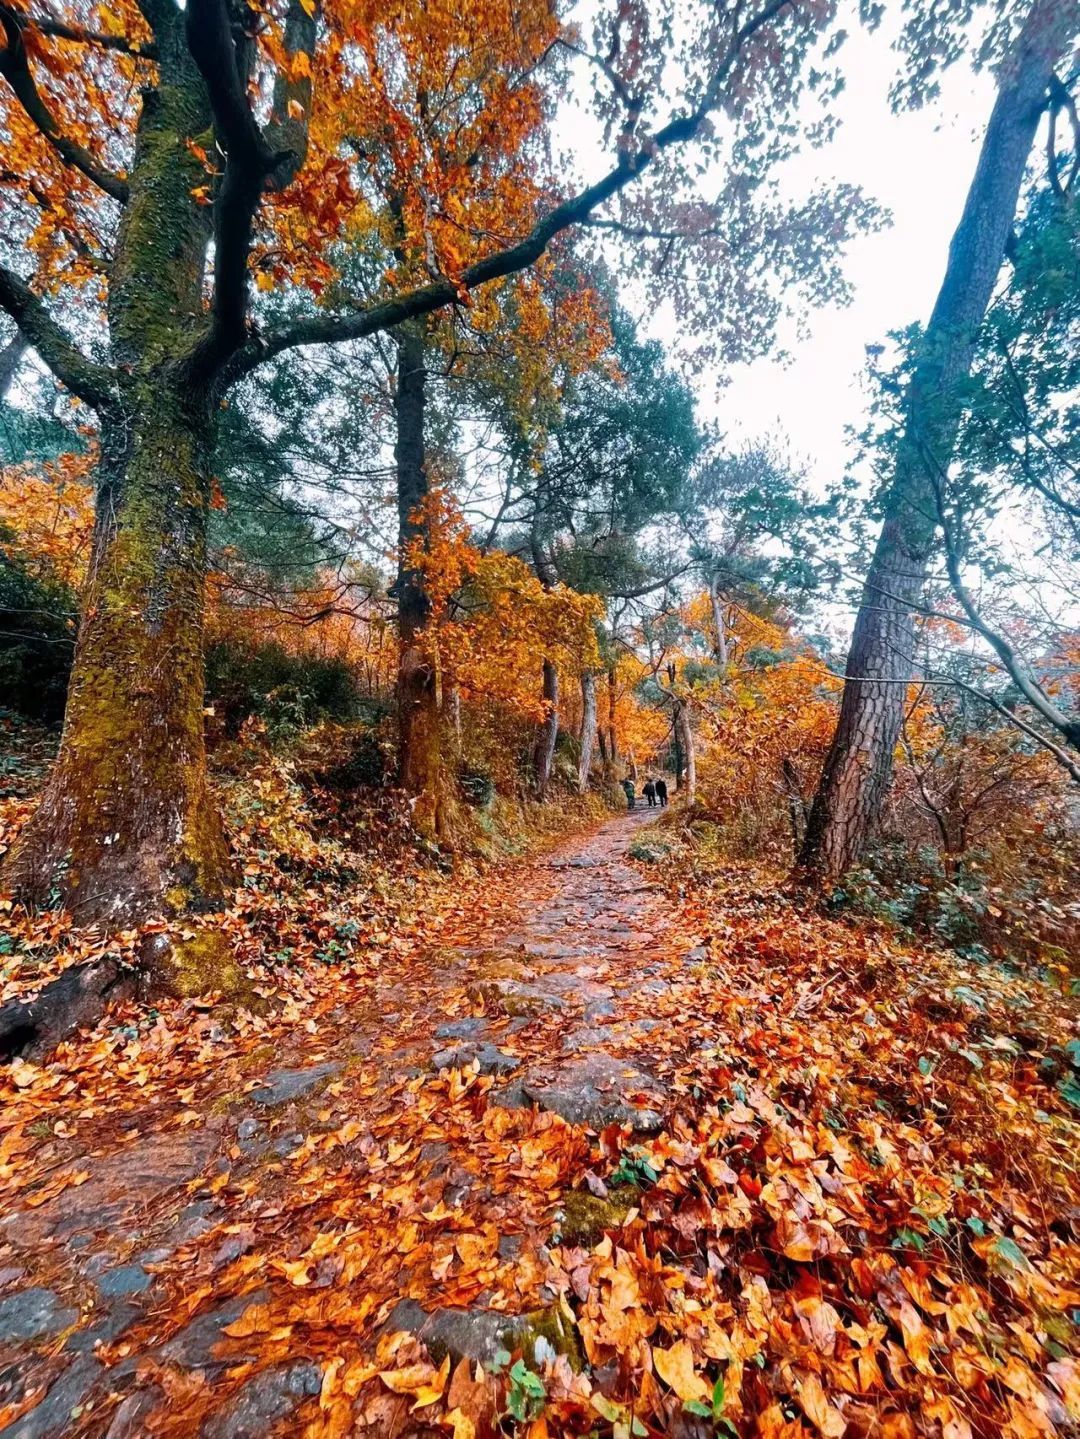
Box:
[0,800,1078,1438]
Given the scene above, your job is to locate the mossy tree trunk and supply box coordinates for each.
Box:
[799,0,1074,885]
[3,14,244,994]
[577,670,597,794]
[395,321,452,842]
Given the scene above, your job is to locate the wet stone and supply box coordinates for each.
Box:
[431,1042,518,1076]
[96,1265,150,1299]
[159,1290,268,1370]
[434,1018,489,1041]
[0,1288,76,1344]
[386,1298,578,1370]
[0,1357,101,1439]
[66,1302,140,1354]
[204,1361,322,1438]
[523,1053,668,1134]
[250,1062,341,1107]
[105,1387,163,1439]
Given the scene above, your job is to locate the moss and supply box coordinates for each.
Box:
[512,1301,583,1372]
[553,1187,639,1247]
[160,930,251,1003]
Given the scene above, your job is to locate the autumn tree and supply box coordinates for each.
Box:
[0,0,876,999]
[800,0,1080,884]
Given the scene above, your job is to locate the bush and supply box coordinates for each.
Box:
[205,639,362,741]
[0,541,76,722]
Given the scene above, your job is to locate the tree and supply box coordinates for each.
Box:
[0,0,872,994]
[800,0,1079,885]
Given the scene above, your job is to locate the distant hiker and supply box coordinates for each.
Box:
[643,778,657,807]
[655,777,668,807]
[621,777,636,810]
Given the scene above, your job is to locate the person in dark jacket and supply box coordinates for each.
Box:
[655,777,668,807]
[621,777,636,810]
[643,778,657,807]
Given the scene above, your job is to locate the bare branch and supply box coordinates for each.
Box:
[0,263,117,407]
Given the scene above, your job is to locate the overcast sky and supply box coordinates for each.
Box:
[709,20,998,494]
[558,7,1001,498]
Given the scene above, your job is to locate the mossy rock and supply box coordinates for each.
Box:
[385,1296,582,1371]
[553,1186,639,1247]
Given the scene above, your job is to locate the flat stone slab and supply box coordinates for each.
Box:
[251,1062,342,1106]
[0,1287,76,1343]
[96,1265,150,1299]
[205,1361,322,1437]
[159,1290,269,1369]
[522,1053,668,1133]
[434,1018,489,1041]
[0,1357,101,1439]
[1,1131,218,1246]
[431,1042,518,1076]
[386,1298,578,1369]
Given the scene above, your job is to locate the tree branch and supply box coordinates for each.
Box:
[25,14,155,59]
[223,0,796,385]
[183,0,317,379]
[0,5,129,203]
[0,263,117,407]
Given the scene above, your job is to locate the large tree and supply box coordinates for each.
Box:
[0,0,869,992]
[799,0,1079,884]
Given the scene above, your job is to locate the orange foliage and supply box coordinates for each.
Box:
[406,487,602,719]
[0,453,94,587]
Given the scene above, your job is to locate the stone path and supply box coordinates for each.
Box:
[0,806,698,1436]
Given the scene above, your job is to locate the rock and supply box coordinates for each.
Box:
[250,1062,341,1107]
[205,1362,322,1437]
[66,1302,140,1354]
[96,1265,150,1299]
[523,1053,668,1133]
[271,1132,305,1158]
[431,1043,518,1076]
[553,1188,639,1247]
[470,979,568,1017]
[0,1358,101,1439]
[386,1298,580,1370]
[434,1018,489,1041]
[490,1080,531,1111]
[105,1387,163,1439]
[236,1118,259,1141]
[0,1287,76,1343]
[0,1131,217,1247]
[159,1291,268,1369]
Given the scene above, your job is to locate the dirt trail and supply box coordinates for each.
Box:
[0,805,698,1437]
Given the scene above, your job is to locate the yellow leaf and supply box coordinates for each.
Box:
[447,1410,476,1439]
[652,1340,709,1404]
[798,1373,847,1437]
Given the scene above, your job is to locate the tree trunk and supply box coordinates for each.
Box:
[534,658,560,796]
[5,394,237,986]
[395,322,450,841]
[799,0,1073,885]
[606,664,619,768]
[709,576,729,668]
[1,31,249,997]
[672,723,684,791]
[675,700,696,804]
[577,670,597,794]
[0,329,27,401]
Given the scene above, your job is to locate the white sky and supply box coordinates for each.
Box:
[556,9,1000,496]
[708,22,997,493]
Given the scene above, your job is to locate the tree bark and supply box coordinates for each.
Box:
[534,658,560,797]
[799,0,1074,885]
[394,321,450,841]
[606,663,619,768]
[675,700,696,804]
[0,328,27,401]
[709,575,729,668]
[577,670,597,794]
[5,396,234,963]
[1,25,247,996]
